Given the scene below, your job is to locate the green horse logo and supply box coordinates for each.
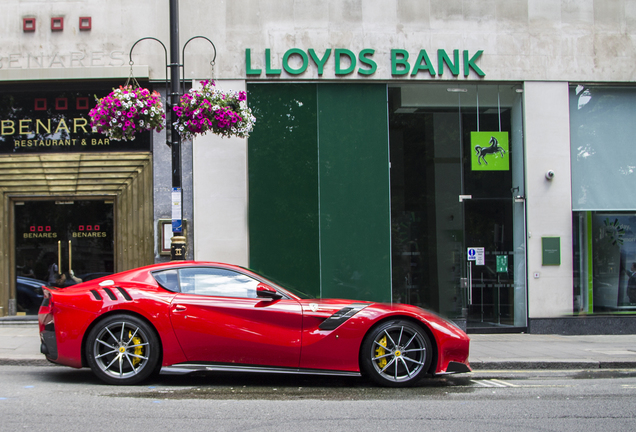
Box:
[475,136,506,166]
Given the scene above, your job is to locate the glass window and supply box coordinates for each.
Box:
[178,268,260,298]
[573,211,636,313]
[570,86,636,211]
[153,269,179,292]
[592,213,634,310]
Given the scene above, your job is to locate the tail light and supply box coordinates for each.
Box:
[38,288,54,334]
[41,287,52,308]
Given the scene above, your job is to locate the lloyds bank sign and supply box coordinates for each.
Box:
[245,48,485,78]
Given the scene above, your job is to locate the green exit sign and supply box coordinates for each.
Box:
[496,255,508,273]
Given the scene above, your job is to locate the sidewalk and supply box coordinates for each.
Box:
[2,319,636,370]
[468,333,636,370]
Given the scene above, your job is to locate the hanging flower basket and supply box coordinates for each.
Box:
[173,80,256,140]
[89,86,166,141]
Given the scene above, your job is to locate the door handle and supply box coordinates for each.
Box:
[173,304,187,312]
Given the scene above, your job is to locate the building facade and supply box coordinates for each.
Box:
[1,0,636,334]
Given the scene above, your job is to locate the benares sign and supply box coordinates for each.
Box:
[0,87,150,154]
[245,48,485,78]
[0,51,126,69]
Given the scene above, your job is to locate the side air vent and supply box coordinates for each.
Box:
[102,287,117,301]
[319,303,370,330]
[90,290,102,300]
[115,287,133,301]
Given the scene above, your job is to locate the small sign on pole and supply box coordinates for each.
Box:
[467,247,485,265]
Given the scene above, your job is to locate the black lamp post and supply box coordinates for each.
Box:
[129,0,216,261]
[168,0,185,260]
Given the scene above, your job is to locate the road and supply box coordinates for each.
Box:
[1,365,635,431]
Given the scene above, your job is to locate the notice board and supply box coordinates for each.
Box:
[542,237,561,266]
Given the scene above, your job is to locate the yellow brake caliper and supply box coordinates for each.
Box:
[375,336,388,368]
[129,331,143,366]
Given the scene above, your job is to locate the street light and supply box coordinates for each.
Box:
[129,0,216,260]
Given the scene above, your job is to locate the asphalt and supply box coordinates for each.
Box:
[2,317,636,370]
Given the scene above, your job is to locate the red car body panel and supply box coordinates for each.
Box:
[297,300,470,373]
[169,294,302,367]
[38,261,470,377]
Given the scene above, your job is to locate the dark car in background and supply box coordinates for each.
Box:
[17,276,46,315]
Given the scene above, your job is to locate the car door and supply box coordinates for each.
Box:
[166,267,303,368]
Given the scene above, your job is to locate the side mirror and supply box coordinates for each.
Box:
[256,283,282,300]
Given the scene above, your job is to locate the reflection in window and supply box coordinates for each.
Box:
[179,268,259,298]
[153,269,179,292]
[570,86,636,211]
[574,212,636,313]
[592,213,636,311]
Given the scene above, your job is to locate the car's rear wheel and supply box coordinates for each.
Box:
[360,319,432,387]
[85,314,159,385]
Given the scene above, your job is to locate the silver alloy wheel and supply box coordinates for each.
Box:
[369,323,427,383]
[92,320,151,379]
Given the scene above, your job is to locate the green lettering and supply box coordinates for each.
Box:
[282,48,308,75]
[463,50,485,77]
[357,49,377,75]
[411,49,436,76]
[245,48,262,75]
[335,49,356,75]
[391,49,410,76]
[438,49,460,76]
[265,49,282,75]
[308,49,331,75]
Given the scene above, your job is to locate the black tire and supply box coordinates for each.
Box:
[85,314,160,385]
[360,319,432,387]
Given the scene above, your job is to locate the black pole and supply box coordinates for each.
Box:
[169,0,186,260]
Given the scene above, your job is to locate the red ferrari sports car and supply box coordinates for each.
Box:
[38,261,470,386]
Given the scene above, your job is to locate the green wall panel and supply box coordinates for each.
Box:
[317,84,391,302]
[248,83,391,302]
[247,84,321,296]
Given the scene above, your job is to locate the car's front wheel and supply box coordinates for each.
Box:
[85,314,160,385]
[360,319,432,387]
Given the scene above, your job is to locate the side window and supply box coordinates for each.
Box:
[178,268,260,298]
[153,269,180,292]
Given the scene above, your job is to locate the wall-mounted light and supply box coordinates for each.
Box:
[51,17,63,31]
[447,88,468,93]
[79,17,91,31]
[23,18,36,32]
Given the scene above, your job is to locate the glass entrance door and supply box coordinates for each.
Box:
[389,83,527,331]
[15,200,114,312]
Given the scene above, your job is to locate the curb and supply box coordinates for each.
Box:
[3,358,636,370]
[470,360,636,370]
[0,358,53,366]
[0,321,39,327]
